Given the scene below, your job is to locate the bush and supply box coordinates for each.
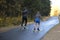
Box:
[0,17,21,27]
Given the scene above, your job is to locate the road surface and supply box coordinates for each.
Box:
[0,17,59,40]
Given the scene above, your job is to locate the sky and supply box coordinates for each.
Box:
[51,0,60,9]
[50,0,60,16]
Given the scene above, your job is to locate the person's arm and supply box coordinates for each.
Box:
[40,14,43,21]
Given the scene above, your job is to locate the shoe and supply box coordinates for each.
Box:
[37,28,40,31]
[34,28,36,30]
[24,27,26,29]
[33,28,36,32]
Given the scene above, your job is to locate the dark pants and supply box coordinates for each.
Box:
[21,17,27,26]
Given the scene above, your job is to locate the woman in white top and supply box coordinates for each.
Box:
[34,11,42,31]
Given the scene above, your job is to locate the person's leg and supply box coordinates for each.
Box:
[33,20,38,32]
[37,21,40,31]
[34,22,37,30]
[22,17,27,29]
[37,24,40,31]
[25,17,27,26]
[21,17,24,26]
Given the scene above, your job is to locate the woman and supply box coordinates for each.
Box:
[34,11,42,31]
[21,7,28,29]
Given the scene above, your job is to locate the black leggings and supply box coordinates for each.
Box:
[21,17,27,26]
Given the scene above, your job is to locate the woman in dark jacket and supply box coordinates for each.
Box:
[21,7,28,29]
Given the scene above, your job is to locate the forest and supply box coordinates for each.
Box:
[0,0,51,27]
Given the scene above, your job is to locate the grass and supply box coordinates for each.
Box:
[0,17,21,27]
[0,17,34,27]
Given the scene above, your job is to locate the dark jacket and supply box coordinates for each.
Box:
[22,9,28,17]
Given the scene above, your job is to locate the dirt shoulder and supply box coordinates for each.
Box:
[41,24,60,40]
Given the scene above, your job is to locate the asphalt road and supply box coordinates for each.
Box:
[0,17,59,40]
